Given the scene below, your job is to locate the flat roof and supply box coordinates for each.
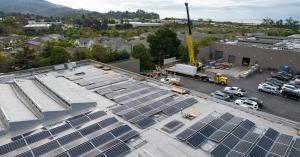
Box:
[35,75,96,105]
[0,84,38,122]
[15,79,66,112]
[0,61,299,157]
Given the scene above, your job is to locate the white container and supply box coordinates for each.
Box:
[174,64,197,76]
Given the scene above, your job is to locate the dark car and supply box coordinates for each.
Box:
[281,89,300,101]
[271,72,291,82]
[265,78,284,87]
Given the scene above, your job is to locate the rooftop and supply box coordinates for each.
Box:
[223,34,300,51]
[0,60,299,157]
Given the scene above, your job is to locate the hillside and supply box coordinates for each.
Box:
[0,0,159,19]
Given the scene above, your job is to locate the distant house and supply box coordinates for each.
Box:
[0,34,19,45]
[100,37,132,53]
[24,34,64,50]
[74,38,98,48]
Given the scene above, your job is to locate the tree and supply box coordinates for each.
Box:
[285,17,299,28]
[147,27,180,65]
[0,52,11,72]
[72,50,92,61]
[275,19,283,27]
[132,44,153,70]
[14,46,37,70]
[262,18,274,27]
[49,46,71,65]
[32,57,51,68]
[90,44,110,63]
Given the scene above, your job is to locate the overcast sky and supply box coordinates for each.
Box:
[47,0,300,22]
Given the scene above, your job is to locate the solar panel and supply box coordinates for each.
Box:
[264,128,280,141]
[270,143,289,156]
[137,106,153,114]
[293,138,300,150]
[173,101,191,110]
[176,129,196,141]
[164,120,183,130]
[184,98,198,105]
[79,123,102,136]
[67,141,94,157]
[232,127,248,139]
[209,131,228,142]
[99,139,122,152]
[222,134,240,149]
[210,144,230,157]
[98,117,118,128]
[103,142,130,157]
[226,150,243,157]
[111,105,129,114]
[163,106,180,116]
[248,145,267,157]
[187,132,206,148]
[201,115,217,124]
[95,153,106,157]
[0,139,27,156]
[55,151,69,157]
[242,132,259,143]
[219,123,236,133]
[32,140,60,156]
[122,110,141,120]
[233,141,252,154]
[219,113,234,122]
[110,125,132,137]
[276,134,293,145]
[126,100,140,108]
[69,116,90,127]
[118,130,139,142]
[228,117,244,125]
[149,101,164,108]
[16,151,34,157]
[57,132,82,145]
[162,120,184,133]
[88,111,106,120]
[288,148,300,157]
[25,131,52,144]
[210,118,226,129]
[267,153,281,157]
[135,117,155,129]
[257,136,274,150]
[49,123,72,135]
[161,97,174,104]
[200,125,217,137]
[240,120,255,130]
[91,132,114,147]
[144,109,160,117]
[189,121,207,131]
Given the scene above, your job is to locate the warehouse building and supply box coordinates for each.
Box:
[199,35,300,72]
[0,60,299,157]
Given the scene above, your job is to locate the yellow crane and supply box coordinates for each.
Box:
[184,2,202,68]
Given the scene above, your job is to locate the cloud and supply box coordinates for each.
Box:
[47,0,300,21]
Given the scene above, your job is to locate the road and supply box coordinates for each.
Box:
[179,72,300,123]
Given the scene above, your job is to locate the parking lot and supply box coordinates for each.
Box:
[179,71,300,123]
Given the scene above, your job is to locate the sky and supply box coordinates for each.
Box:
[47,0,300,23]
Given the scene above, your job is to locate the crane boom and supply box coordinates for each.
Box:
[184,2,196,66]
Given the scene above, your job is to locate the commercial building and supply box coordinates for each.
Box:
[199,35,300,71]
[0,60,299,157]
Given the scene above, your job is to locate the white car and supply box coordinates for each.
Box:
[235,99,259,110]
[224,86,246,97]
[258,83,278,95]
[281,84,300,92]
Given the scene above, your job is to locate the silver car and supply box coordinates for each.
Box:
[211,91,230,101]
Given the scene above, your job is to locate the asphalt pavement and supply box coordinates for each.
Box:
[179,71,300,123]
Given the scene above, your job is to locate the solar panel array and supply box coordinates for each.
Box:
[162,120,184,133]
[176,112,300,157]
[65,69,199,130]
[0,110,139,157]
